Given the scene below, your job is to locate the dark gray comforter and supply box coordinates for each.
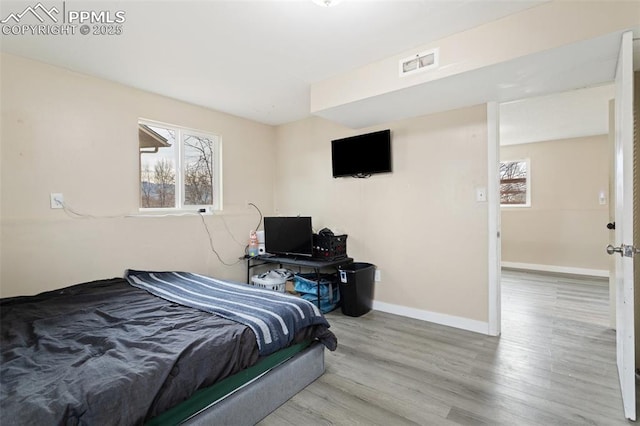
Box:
[0,277,335,425]
[125,270,334,356]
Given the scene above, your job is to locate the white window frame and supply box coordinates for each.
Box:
[138,118,222,212]
[500,158,531,208]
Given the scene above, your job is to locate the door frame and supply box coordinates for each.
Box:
[488,101,501,336]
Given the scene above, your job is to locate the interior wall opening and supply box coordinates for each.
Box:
[498,84,615,331]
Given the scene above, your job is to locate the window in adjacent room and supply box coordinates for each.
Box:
[500,159,530,207]
[138,119,221,211]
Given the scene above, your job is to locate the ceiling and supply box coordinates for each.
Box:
[0,0,549,126]
[500,84,615,146]
[1,0,637,136]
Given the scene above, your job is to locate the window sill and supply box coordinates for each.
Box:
[135,208,217,217]
[500,204,531,209]
[133,207,256,217]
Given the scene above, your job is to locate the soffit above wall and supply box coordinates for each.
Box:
[312,31,623,129]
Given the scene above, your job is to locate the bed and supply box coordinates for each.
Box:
[0,270,337,425]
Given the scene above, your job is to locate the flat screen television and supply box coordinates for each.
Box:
[264,216,313,257]
[331,129,392,178]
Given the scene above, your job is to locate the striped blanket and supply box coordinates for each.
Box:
[124,270,330,356]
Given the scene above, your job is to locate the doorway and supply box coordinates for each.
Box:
[498,85,613,280]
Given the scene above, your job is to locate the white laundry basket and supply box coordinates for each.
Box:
[251,269,291,292]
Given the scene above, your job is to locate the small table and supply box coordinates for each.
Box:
[246,255,354,309]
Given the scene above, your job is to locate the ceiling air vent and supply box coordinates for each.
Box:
[399,48,439,77]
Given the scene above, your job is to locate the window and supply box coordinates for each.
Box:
[500,159,530,207]
[139,119,221,210]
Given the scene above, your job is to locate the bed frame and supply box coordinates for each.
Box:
[183,342,324,425]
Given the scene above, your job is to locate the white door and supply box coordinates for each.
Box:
[608,30,635,421]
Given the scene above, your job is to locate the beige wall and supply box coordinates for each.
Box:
[0,53,276,297]
[274,105,489,322]
[1,54,492,326]
[501,135,609,271]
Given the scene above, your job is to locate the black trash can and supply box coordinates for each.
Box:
[338,262,375,317]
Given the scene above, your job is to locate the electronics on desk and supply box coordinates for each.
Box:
[256,230,267,255]
[263,216,313,257]
[263,218,347,260]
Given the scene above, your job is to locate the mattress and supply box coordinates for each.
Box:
[0,276,335,425]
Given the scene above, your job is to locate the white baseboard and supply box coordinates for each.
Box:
[372,301,490,335]
[501,261,609,278]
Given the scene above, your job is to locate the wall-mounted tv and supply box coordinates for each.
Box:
[331,129,392,178]
[264,216,313,257]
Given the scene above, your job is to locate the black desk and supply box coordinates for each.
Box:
[246,255,354,309]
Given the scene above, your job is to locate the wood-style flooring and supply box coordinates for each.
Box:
[259,269,632,425]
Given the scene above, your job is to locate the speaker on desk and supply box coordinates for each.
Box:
[256,231,267,255]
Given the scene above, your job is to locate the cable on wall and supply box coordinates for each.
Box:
[218,214,248,248]
[248,202,263,232]
[60,201,199,219]
[56,198,257,267]
[204,202,264,253]
[198,213,244,266]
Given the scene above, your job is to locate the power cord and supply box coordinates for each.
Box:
[219,214,248,248]
[61,202,136,219]
[248,202,262,232]
[58,198,253,267]
[60,201,200,219]
[198,213,244,266]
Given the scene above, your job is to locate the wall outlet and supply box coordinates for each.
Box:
[374,269,381,282]
[50,193,64,209]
